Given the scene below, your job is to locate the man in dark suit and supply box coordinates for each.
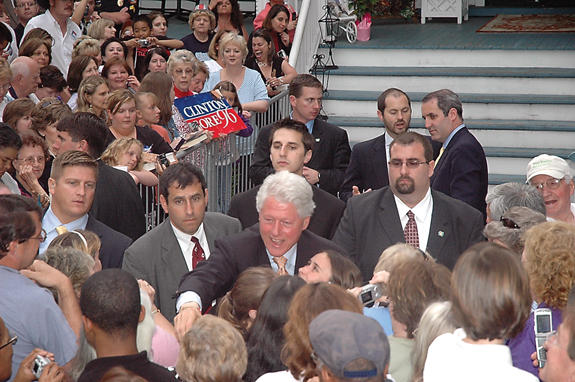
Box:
[333,132,484,281]
[340,88,412,201]
[174,171,343,336]
[229,118,345,239]
[249,74,351,196]
[55,112,146,240]
[122,163,242,322]
[422,89,488,217]
[40,151,132,269]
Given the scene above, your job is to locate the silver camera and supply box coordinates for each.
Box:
[33,354,51,378]
[138,39,150,47]
[358,284,382,307]
[534,308,553,368]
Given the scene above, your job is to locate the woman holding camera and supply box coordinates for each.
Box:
[104,89,172,155]
[245,29,296,97]
[261,4,293,57]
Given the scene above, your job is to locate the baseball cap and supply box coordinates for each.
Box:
[309,310,390,379]
[526,154,572,182]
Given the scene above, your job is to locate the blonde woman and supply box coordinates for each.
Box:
[101,137,158,186]
[87,18,117,43]
[72,37,103,66]
[77,75,109,121]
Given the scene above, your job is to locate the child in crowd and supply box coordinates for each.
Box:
[100,137,159,186]
[135,92,171,143]
[48,229,103,272]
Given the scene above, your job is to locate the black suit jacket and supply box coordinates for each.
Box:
[248,118,351,196]
[227,184,345,239]
[333,187,485,281]
[122,213,242,322]
[340,133,442,201]
[178,226,344,311]
[430,126,488,217]
[86,215,132,269]
[90,161,146,241]
[340,134,389,201]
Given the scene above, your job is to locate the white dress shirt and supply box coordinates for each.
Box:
[394,188,433,252]
[23,10,81,78]
[170,222,210,271]
[384,130,394,171]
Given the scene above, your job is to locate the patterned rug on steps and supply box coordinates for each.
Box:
[477,14,575,33]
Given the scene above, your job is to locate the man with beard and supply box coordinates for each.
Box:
[333,132,484,281]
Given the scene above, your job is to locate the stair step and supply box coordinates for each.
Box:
[484,147,573,159]
[329,117,575,132]
[332,66,575,78]
[489,174,525,185]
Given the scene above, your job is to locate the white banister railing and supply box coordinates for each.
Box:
[288,0,322,74]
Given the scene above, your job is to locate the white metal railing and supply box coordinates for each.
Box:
[140,89,291,231]
[288,0,323,74]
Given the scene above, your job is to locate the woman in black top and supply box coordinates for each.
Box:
[245,29,297,96]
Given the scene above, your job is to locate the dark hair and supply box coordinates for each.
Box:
[377,88,411,113]
[0,124,22,150]
[324,250,363,289]
[143,46,169,76]
[214,0,244,33]
[67,55,98,92]
[148,11,168,27]
[388,258,451,338]
[56,113,108,158]
[159,162,207,199]
[262,4,289,33]
[39,65,67,92]
[133,14,152,28]
[2,99,35,130]
[100,37,128,60]
[244,276,306,382]
[422,89,463,120]
[249,29,275,62]
[0,195,41,256]
[102,57,133,79]
[451,242,531,341]
[213,80,243,114]
[390,132,434,162]
[289,74,322,98]
[80,269,141,336]
[269,118,314,153]
[0,23,12,45]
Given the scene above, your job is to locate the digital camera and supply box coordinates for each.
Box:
[358,284,382,307]
[33,355,51,378]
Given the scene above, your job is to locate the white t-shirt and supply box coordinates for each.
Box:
[424,329,539,382]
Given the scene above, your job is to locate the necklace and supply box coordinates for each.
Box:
[256,60,268,67]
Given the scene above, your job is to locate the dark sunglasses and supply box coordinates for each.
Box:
[500,217,520,229]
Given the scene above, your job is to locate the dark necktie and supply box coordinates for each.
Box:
[191,236,205,269]
[404,210,420,248]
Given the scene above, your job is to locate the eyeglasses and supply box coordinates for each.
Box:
[19,156,46,165]
[500,217,520,229]
[20,229,47,243]
[0,335,17,350]
[389,159,430,169]
[530,177,563,191]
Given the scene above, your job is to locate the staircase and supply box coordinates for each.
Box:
[319,18,575,185]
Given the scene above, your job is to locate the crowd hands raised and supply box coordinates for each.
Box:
[1,0,575,381]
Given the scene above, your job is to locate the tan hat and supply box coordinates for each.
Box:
[526,154,572,182]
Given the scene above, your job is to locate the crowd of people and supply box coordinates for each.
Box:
[0,0,574,381]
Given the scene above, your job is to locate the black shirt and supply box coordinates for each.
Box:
[78,351,177,382]
[181,33,214,62]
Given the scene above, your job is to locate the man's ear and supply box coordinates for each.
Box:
[138,305,146,323]
[377,109,384,123]
[48,177,56,195]
[159,194,168,213]
[448,107,458,122]
[78,139,89,153]
[303,149,312,165]
[248,309,257,321]
[204,188,209,206]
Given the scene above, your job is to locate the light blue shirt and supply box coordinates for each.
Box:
[289,111,314,134]
[266,243,297,275]
[40,207,89,254]
[202,67,270,104]
[443,123,465,149]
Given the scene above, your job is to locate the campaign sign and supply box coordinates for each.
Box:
[174,92,247,138]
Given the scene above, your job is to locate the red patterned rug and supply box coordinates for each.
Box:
[477,14,575,33]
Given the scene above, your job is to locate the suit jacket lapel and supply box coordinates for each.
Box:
[379,189,405,245]
[426,191,450,257]
[372,134,389,187]
[203,216,217,253]
[160,220,188,273]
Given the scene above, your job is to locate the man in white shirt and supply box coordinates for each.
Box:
[526,154,575,225]
[23,0,80,78]
[333,132,484,281]
[122,162,242,322]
